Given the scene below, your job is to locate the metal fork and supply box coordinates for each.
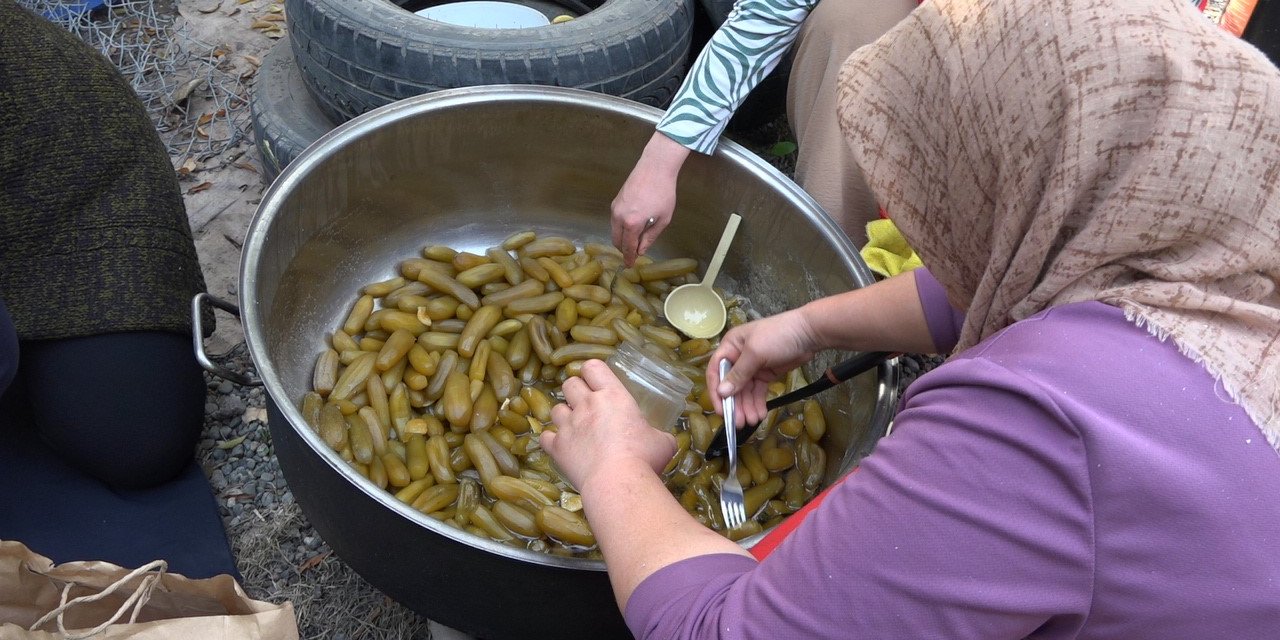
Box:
[718,358,748,531]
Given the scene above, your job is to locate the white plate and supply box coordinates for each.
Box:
[416,1,551,28]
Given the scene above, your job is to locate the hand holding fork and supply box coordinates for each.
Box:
[718,358,747,531]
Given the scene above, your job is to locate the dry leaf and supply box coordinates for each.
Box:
[216,108,227,117]
[237,0,253,4]
[242,406,269,423]
[225,6,240,16]
[264,28,285,39]
[197,0,222,12]
[266,3,283,12]
[187,181,213,194]
[233,161,260,174]
[259,13,283,21]
[169,77,204,109]
[196,126,210,139]
[239,68,258,81]
[197,112,213,125]
[177,157,200,176]
[251,19,275,29]
[243,54,262,67]
[298,551,331,574]
[217,435,246,450]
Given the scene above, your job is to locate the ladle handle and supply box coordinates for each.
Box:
[701,213,742,287]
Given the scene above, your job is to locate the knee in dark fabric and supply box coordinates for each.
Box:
[20,331,206,490]
[38,411,200,490]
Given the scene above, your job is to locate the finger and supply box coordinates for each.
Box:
[618,222,640,266]
[720,346,764,399]
[560,375,590,408]
[636,219,665,259]
[538,430,557,454]
[745,379,769,426]
[611,207,639,266]
[736,382,758,427]
[550,402,572,427]
[731,383,751,428]
[578,358,620,392]
[610,210,625,254]
[706,344,743,407]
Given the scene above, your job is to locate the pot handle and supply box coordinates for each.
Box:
[192,293,263,387]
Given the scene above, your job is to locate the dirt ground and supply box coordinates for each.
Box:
[173,0,276,354]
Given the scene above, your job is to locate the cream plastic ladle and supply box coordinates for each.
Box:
[664,213,742,339]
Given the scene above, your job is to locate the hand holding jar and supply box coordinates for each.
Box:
[541,360,678,493]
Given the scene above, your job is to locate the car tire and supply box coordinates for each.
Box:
[250,38,338,182]
[285,0,696,123]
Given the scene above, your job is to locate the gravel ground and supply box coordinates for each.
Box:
[197,342,434,639]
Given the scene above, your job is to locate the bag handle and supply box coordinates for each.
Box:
[28,559,168,638]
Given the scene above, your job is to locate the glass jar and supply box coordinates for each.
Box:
[605,341,694,432]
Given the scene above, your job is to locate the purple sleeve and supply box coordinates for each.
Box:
[625,554,759,637]
[623,359,1094,640]
[913,268,964,353]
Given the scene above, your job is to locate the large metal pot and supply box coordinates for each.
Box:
[220,86,898,639]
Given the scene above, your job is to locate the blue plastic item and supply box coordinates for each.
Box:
[42,0,107,23]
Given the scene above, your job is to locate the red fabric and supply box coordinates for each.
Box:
[750,469,857,559]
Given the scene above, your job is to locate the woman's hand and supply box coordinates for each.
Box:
[707,307,821,427]
[541,360,678,492]
[611,132,691,266]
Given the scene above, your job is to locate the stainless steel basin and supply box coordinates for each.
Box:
[237,85,898,639]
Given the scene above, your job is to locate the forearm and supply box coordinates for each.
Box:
[636,131,692,181]
[802,271,937,354]
[657,0,817,153]
[581,457,752,611]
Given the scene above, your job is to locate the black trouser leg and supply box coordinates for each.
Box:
[19,331,206,490]
[0,297,15,399]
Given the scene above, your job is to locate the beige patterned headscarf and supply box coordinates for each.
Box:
[837,0,1280,448]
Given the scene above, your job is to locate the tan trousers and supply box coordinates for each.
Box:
[787,0,919,244]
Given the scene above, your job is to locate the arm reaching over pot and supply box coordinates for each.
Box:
[540,360,749,610]
[611,133,688,266]
[610,0,920,264]
[610,0,814,266]
[707,271,935,428]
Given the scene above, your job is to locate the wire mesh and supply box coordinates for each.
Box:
[16,0,254,163]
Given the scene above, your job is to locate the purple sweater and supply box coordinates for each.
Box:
[625,269,1280,639]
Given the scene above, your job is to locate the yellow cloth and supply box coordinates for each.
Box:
[859,218,922,278]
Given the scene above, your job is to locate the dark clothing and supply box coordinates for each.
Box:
[0,394,239,581]
[0,301,236,579]
[0,2,235,580]
[0,298,15,398]
[17,331,207,489]
[0,0,207,340]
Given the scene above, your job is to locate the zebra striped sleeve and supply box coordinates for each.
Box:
[656,0,818,154]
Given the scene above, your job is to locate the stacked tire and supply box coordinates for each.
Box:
[251,0,696,181]
[250,37,337,182]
